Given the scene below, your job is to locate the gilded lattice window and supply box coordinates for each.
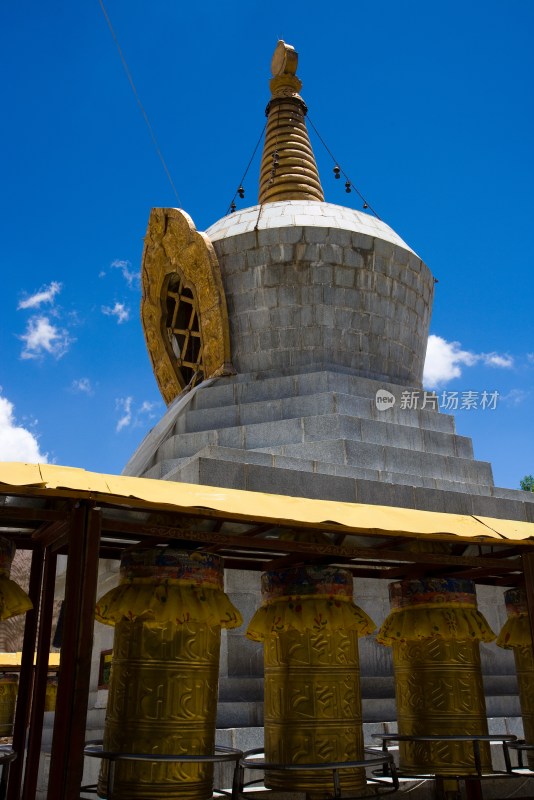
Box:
[141,207,232,405]
[165,273,203,387]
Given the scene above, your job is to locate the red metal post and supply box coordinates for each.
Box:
[46,504,101,800]
[7,548,45,800]
[21,549,57,800]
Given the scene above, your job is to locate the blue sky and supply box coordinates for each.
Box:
[0,1,532,491]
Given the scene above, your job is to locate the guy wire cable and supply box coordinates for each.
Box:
[98,0,182,207]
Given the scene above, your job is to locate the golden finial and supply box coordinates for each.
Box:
[258,41,324,205]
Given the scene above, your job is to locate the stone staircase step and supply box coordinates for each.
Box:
[158,447,494,495]
[180,389,460,439]
[156,413,477,471]
[189,370,456,434]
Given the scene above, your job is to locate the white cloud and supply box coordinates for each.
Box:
[101,302,130,324]
[19,316,72,360]
[483,353,514,368]
[71,378,93,395]
[527,353,534,365]
[501,389,530,406]
[424,335,514,387]
[111,259,139,289]
[0,394,47,462]
[18,281,62,310]
[115,397,159,431]
[115,397,133,432]
[424,336,478,386]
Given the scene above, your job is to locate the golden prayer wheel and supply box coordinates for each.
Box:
[247,565,375,797]
[377,578,495,776]
[95,547,242,800]
[0,674,18,736]
[0,537,32,621]
[44,675,58,712]
[497,588,534,769]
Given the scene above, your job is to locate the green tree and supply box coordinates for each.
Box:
[520,475,534,492]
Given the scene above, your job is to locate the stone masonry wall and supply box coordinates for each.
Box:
[211,226,434,387]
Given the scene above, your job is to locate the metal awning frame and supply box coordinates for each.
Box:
[0,464,533,800]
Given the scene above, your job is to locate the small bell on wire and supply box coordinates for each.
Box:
[238,186,245,199]
[230,201,236,213]
[363,201,368,209]
[333,165,340,179]
[273,150,279,164]
[345,180,351,194]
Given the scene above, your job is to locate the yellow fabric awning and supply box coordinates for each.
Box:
[0,461,532,544]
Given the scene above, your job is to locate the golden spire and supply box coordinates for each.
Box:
[258,41,324,204]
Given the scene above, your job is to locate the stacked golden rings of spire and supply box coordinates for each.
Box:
[258,44,324,205]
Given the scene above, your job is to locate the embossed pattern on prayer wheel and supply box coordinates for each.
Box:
[498,589,534,769]
[247,565,376,797]
[0,674,17,736]
[514,646,534,769]
[378,579,494,776]
[264,627,365,795]
[99,619,220,800]
[392,638,490,775]
[95,548,242,800]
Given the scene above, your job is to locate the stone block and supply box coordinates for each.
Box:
[216,702,263,730]
[260,262,284,287]
[278,225,304,244]
[233,230,259,251]
[312,264,333,284]
[300,284,324,304]
[420,428,460,457]
[270,242,295,264]
[356,269,375,290]
[277,327,302,349]
[185,404,239,433]
[303,242,327,263]
[257,285,278,308]
[256,227,281,247]
[343,247,365,268]
[245,463,359,502]
[257,328,280,350]
[327,227,352,246]
[197,458,248,490]
[269,305,299,328]
[217,236,238,256]
[334,306,352,329]
[277,284,300,305]
[355,479,417,509]
[351,232,373,250]
[244,246,267,269]
[370,315,386,336]
[247,307,271,330]
[321,243,343,264]
[344,440,385,470]
[315,305,334,326]
[221,250,246,273]
[227,633,264,677]
[304,225,329,243]
[471,495,527,521]
[244,417,302,449]
[278,439,347,464]
[374,238,395,258]
[412,487,473,514]
[334,265,355,288]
